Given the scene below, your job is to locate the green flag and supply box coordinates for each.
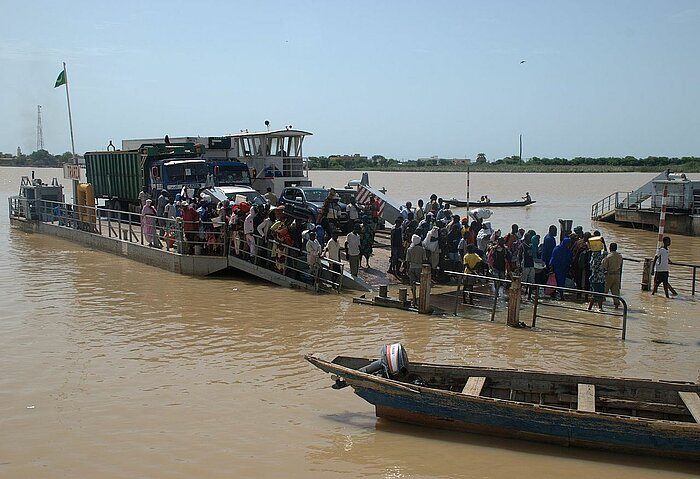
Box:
[54,70,66,88]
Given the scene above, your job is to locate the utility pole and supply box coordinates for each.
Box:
[36,105,44,151]
[519,134,523,164]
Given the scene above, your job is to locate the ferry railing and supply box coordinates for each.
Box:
[234,233,344,293]
[591,191,624,219]
[12,198,345,291]
[446,271,628,340]
[20,199,228,258]
[526,282,628,340]
[670,261,700,296]
[620,192,689,211]
[443,272,511,322]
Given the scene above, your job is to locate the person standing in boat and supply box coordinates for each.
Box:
[651,236,678,298]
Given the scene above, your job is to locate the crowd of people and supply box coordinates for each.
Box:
[136,187,678,302]
[386,195,627,309]
[137,186,385,287]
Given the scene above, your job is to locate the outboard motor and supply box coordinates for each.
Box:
[360,343,409,379]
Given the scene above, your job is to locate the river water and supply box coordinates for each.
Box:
[1,167,698,478]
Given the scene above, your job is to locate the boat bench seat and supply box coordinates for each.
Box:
[462,376,486,396]
[679,391,700,422]
[577,383,596,413]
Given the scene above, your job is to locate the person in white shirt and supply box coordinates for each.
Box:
[323,230,342,276]
[651,236,678,297]
[345,224,361,276]
[306,231,322,279]
[243,207,257,258]
[346,198,360,232]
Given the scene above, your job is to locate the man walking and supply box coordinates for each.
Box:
[651,236,678,298]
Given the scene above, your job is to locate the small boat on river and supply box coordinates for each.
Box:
[448,198,535,208]
[306,344,700,461]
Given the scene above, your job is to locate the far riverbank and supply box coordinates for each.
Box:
[309,163,700,173]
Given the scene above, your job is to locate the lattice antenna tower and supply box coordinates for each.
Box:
[36,105,44,151]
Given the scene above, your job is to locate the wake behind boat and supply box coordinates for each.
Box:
[306,344,700,461]
[448,198,535,208]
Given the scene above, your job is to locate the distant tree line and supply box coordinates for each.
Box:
[309,153,700,171]
[0,149,76,167]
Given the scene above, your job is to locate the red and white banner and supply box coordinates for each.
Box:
[356,184,386,217]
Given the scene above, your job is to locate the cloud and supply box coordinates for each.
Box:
[666,8,700,24]
[0,40,129,62]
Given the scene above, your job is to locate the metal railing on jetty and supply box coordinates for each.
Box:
[592,191,691,220]
[8,197,344,292]
[445,271,628,340]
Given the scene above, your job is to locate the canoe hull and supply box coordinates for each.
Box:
[308,356,700,461]
[448,198,536,207]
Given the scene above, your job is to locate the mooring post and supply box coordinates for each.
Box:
[641,258,653,291]
[418,264,432,314]
[379,285,388,298]
[398,288,408,304]
[507,275,522,327]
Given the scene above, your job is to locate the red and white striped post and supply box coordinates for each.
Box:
[644,185,670,290]
[657,185,668,249]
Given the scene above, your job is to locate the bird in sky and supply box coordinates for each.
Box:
[520,60,526,64]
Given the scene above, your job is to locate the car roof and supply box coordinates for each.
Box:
[220,186,257,193]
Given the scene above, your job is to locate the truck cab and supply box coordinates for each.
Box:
[151,158,210,199]
[209,160,252,187]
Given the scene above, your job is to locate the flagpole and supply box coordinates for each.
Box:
[62,62,79,202]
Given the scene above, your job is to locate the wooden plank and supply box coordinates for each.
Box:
[462,376,486,396]
[679,391,700,422]
[598,397,688,415]
[578,383,596,413]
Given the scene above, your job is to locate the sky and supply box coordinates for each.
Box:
[1,0,699,160]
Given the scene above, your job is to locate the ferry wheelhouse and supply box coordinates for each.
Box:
[122,127,312,195]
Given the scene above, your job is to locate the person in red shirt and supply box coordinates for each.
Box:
[181,202,200,254]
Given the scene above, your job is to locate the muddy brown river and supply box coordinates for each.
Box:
[1,167,698,478]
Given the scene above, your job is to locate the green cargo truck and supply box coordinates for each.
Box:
[85,143,208,211]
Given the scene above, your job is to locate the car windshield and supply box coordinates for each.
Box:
[303,189,328,202]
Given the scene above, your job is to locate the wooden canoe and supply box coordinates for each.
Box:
[447,198,536,208]
[306,353,700,461]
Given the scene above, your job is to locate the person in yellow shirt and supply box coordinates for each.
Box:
[462,244,483,304]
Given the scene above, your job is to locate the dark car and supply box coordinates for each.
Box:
[279,186,348,230]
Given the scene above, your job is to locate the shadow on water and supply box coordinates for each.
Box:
[317,411,698,476]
